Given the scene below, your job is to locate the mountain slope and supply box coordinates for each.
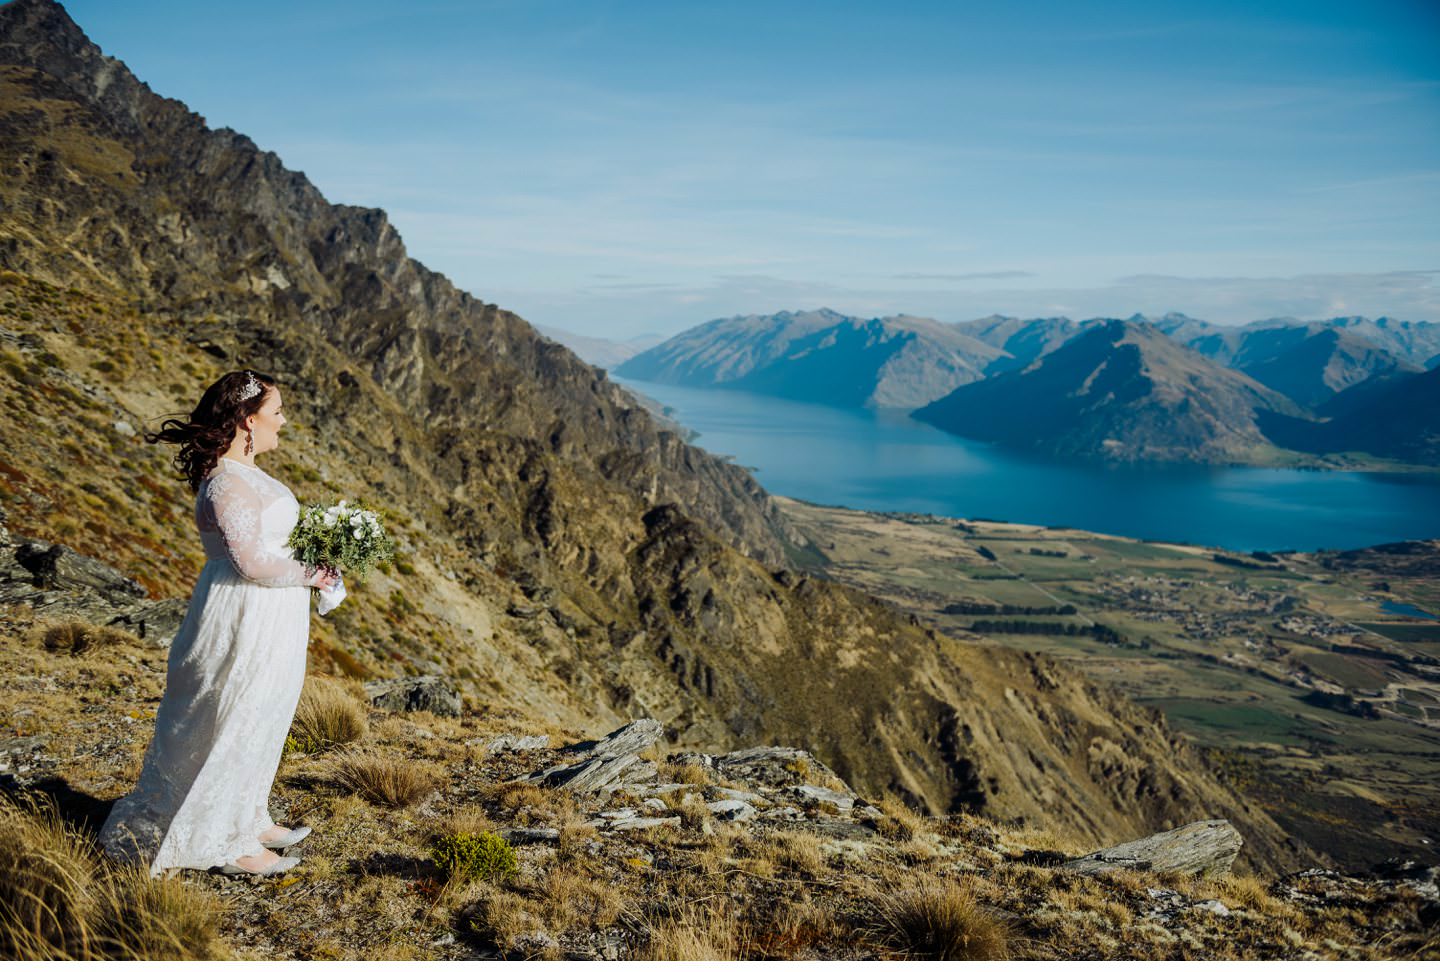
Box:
[912,320,1306,464]
[615,309,1008,409]
[0,0,1306,868]
[1260,365,1440,465]
[1181,322,1420,409]
[951,315,1094,375]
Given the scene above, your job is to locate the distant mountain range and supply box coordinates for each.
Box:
[537,326,666,368]
[614,309,1006,409]
[614,309,1440,467]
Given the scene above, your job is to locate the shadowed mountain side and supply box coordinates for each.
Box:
[615,309,1007,409]
[1259,365,1440,466]
[913,320,1306,465]
[1182,323,1421,410]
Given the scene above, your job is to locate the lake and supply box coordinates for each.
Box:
[615,377,1440,553]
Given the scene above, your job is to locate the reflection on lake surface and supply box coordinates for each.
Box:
[615,377,1440,553]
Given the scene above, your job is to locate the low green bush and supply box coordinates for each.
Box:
[430,831,518,884]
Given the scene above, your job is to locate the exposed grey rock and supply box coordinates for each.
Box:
[364,675,463,717]
[525,720,663,794]
[113,419,136,437]
[11,539,146,605]
[108,597,188,647]
[607,815,680,831]
[711,746,850,791]
[788,784,855,812]
[485,733,549,754]
[707,785,767,805]
[853,804,884,820]
[1063,819,1243,877]
[598,808,638,820]
[706,799,756,822]
[641,798,668,811]
[1193,899,1231,917]
[761,806,806,822]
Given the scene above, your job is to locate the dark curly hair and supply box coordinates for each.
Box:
[147,370,277,493]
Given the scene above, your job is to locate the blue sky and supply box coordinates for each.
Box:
[63,0,1440,336]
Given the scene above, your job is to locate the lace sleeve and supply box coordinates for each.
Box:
[202,472,315,588]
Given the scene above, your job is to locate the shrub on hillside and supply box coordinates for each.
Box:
[429,831,517,884]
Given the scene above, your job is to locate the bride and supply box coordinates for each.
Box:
[99,370,340,878]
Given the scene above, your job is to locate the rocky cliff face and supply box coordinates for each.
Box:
[0,0,1310,871]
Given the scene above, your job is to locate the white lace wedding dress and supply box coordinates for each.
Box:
[99,457,317,876]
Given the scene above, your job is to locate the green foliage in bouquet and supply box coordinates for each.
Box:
[429,831,518,884]
[287,499,395,579]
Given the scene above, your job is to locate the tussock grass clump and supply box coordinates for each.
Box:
[640,902,747,960]
[658,760,711,786]
[536,865,625,929]
[287,676,367,754]
[874,793,930,841]
[38,620,146,656]
[0,795,227,960]
[327,752,437,808]
[753,828,828,877]
[868,873,1014,960]
[459,886,556,958]
[430,831,517,885]
[0,795,95,958]
[89,866,228,960]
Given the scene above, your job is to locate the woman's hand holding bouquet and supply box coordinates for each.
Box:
[287,500,395,615]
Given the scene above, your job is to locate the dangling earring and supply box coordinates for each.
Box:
[244,429,254,456]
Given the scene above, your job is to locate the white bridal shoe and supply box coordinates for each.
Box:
[260,825,312,850]
[218,854,301,877]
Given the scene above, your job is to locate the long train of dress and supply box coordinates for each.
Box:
[99,457,315,876]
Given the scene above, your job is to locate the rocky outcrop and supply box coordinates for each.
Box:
[0,523,187,647]
[364,676,463,717]
[1063,819,1243,877]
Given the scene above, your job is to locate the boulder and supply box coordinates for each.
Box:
[364,675,463,717]
[11,539,146,604]
[1062,819,1243,877]
[706,799,756,822]
[524,719,663,793]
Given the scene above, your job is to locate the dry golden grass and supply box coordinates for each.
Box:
[750,897,843,959]
[658,787,711,829]
[88,866,228,960]
[874,793,930,841]
[867,872,1014,960]
[326,752,438,808]
[658,760,711,786]
[750,828,828,877]
[0,794,95,958]
[1207,873,1296,918]
[639,902,747,960]
[535,865,625,929]
[37,619,147,657]
[460,886,557,958]
[490,781,577,824]
[288,676,368,754]
[0,795,227,960]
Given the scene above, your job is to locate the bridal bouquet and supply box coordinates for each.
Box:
[288,500,396,614]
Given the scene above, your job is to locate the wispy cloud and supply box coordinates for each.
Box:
[893,271,1035,282]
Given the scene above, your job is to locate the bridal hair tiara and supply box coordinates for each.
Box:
[238,372,263,401]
